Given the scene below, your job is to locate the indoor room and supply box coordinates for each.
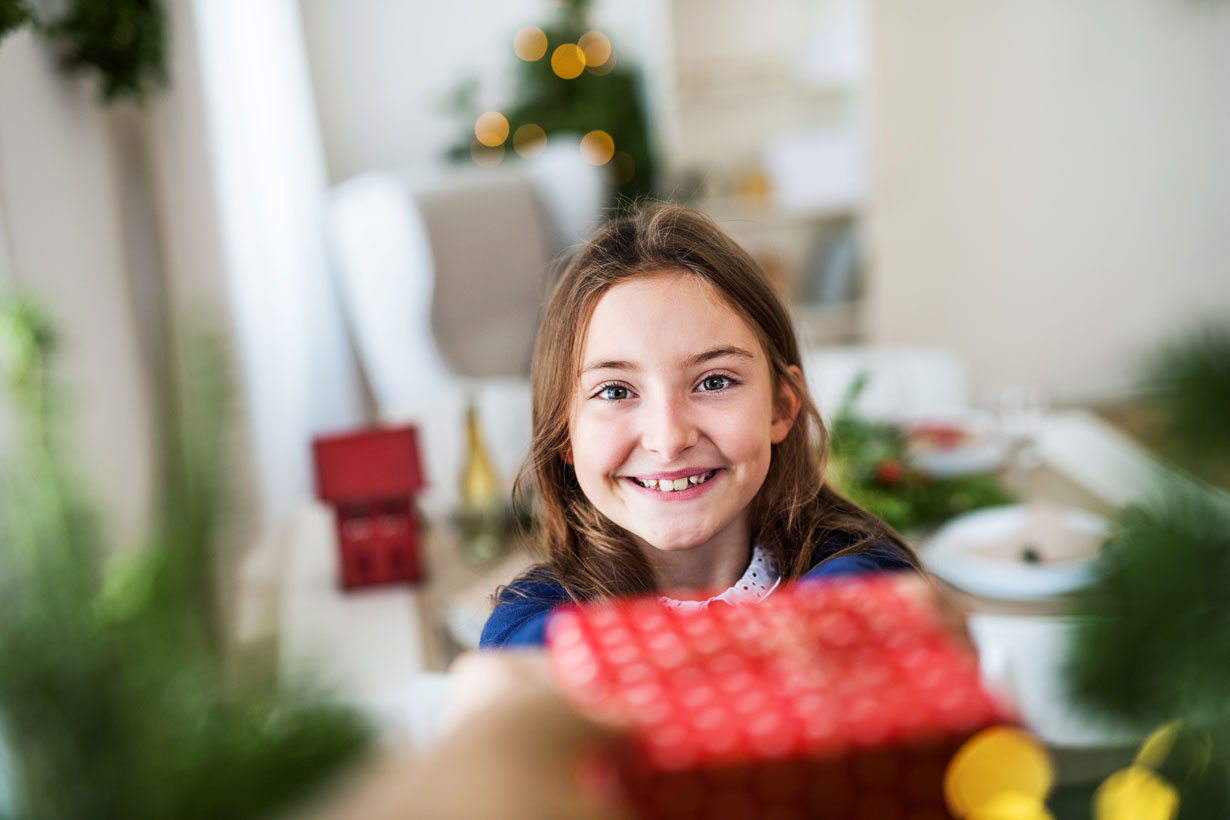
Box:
[1,0,1228,817]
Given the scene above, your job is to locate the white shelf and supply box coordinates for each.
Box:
[643,0,871,331]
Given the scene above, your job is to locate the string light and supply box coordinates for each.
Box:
[587,48,616,76]
[470,140,504,168]
[513,26,547,62]
[475,112,509,148]
[551,44,586,79]
[513,124,547,158]
[580,130,615,166]
[578,31,611,67]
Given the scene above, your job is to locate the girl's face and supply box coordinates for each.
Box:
[569,271,798,559]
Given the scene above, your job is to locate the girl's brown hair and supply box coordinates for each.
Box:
[515,203,915,601]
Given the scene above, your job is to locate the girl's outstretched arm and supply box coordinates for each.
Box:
[480,575,572,649]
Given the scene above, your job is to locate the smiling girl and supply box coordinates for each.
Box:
[480,204,916,649]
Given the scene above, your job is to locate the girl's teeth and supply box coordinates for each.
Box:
[637,471,715,491]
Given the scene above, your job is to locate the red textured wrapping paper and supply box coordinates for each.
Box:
[546,573,1009,820]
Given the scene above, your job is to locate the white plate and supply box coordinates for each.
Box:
[911,440,1007,478]
[922,505,1109,600]
[901,413,1009,478]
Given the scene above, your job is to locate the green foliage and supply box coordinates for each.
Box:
[0,295,371,820]
[0,0,166,103]
[827,374,1015,534]
[0,0,32,42]
[44,0,167,102]
[1065,321,1230,731]
[1064,482,1230,728]
[1142,321,1230,475]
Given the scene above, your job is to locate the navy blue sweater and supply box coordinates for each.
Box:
[479,539,913,649]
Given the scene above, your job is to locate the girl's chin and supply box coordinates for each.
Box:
[635,530,714,553]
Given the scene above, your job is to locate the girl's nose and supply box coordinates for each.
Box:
[640,394,698,459]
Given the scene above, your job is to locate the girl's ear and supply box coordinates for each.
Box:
[770,365,803,444]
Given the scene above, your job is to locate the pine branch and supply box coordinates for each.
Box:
[1142,321,1230,471]
[0,295,371,820]
[1064,480,1230,728]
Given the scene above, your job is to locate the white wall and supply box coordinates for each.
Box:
[298,0,652,184]
[866,0,1230,405]
[0,31,156,548]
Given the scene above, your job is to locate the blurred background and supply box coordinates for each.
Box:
[2,0,1230,814]
[2,0,1227,559]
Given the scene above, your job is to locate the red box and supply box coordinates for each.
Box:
[547,574,1009,820]
[312,425,427,589]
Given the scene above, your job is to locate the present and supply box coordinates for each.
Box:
[312,425,426,589]
[546,574,1011,819]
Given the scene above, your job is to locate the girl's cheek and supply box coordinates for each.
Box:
[573,411,636,465]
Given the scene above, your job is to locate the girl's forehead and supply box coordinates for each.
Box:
[577,272,767,370]
[587,272,743,333]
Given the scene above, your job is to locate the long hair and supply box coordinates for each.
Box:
[515,203,915,601]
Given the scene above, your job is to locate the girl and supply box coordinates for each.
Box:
[481,204,916,649]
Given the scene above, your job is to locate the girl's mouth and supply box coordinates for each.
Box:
[628,469,717,493]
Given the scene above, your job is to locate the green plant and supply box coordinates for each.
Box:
[0,294,370,820]
[1062,320,1230,818]
[1065,483,1230,728]
[0,0,32,42]
[0,0,167,103]
[826,374,1014,535]
[1065,321,1230,728]
[1142,322,1230,484]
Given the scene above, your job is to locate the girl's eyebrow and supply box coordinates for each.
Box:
[581,346,756,374]
[689,346,756,366]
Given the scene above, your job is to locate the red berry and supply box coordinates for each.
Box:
[876,460,903,484]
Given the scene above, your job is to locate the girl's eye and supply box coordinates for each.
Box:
[599,384,630,401]
[699,375,731,392]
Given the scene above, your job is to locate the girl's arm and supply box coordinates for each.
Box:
[801,543,915,582]
[480,577,571,649]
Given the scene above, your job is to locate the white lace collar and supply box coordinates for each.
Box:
[658,545,782,612]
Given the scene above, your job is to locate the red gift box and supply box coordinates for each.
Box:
[312,425,427,589]
[547,574,1010,820]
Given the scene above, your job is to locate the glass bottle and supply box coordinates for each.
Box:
[458,400,504,564]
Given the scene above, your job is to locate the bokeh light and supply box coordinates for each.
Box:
[474,112,509,147]
[943,727,1053,818]
[1093,766,1179,820]
[966,791,1054,820]
[551,44,586,80]
[513,124,547,158]
[579,130,615,166]
[612,150,635,185]
[470,139,504,168]
[578,31,611,67]
[1134,721,1181,770]
[587,48,616,76]
[513,26,548,62]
